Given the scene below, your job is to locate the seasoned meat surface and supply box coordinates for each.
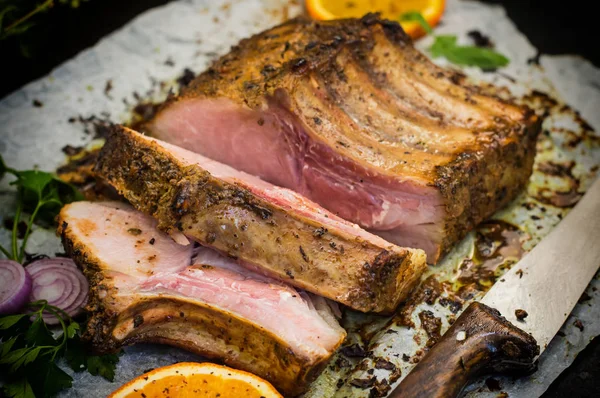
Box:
[58,201,346,396]
[94,126,427,313]
[147,14,540,262]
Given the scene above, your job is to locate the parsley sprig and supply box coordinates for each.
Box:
[0,155,83,263]
[0,156,118,397]
[400,11,509,69]
[0,301,119,398]
[0,1,85,41]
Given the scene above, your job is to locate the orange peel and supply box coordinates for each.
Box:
[109,362,283,398]
[306,0,445,38]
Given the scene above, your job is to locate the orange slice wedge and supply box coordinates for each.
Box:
[108,362,283,398]
[306,0,445,38]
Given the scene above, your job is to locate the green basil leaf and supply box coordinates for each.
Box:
[10,170,55,199]
[86,354,119,381]
[28,360,73,398]
[444,45,509,68]
[0,347,29,365]
[12,172,83,225]
[65,337,87,373]
[0,6,18,32]
[10,346,44,372]
[9,167,82,206]
[2,377,35,398]
[0,314,28,330]
[430,35,458,57]
[430,35,509,69]
[1,158,83,258]
[22,346,43,366]
[66,335,121,379]
[66,321,80,339]
[44,363,74,396]
[25,317,57,347]
[1,336,19,357]
[399,11,433,34]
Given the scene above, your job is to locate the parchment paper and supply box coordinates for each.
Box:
[0,1,599,397]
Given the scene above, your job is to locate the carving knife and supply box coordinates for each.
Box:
[390,178,600,398]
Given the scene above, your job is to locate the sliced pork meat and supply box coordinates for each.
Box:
[58,201,346,396]
[146,15,541,262]
[94,126,427,314]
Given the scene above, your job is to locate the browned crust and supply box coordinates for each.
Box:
[147,14,541,263]
[58,216,125,348]
[58,212,344,397]
[145,16,411,123]
[94,126,426,313]
[434,114,541,260]
[167,14,529,125]
[177,17,374,107]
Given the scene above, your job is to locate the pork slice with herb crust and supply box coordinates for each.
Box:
[146,15,541,263]
[94,126,426,314]
[58,201,346,396]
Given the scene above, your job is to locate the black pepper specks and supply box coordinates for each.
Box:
[515,309,528,321]
[313,227,327,238]
[127,228,142,236]
[206,232,217,244]
[299,246,309,262]
[305,41,318,50]
[516,269,523,278]
[291,58,309,74]
[260,64,276,76]
[133,314,144,328]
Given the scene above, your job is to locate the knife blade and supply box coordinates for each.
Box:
[390,177,600,398]
[480,178,600,353]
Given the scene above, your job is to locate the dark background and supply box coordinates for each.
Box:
[0,0,598,396]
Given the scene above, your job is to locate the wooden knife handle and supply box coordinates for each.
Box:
[389,302,540,398]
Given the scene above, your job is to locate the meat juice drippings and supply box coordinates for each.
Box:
[450,220,524,300]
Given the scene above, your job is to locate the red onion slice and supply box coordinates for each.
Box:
[0,260,32,315]
[31,267,81,311]
[26,258,89,325]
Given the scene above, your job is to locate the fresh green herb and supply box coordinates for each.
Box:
[0,0,85,41]
[0,0,52,41]
[0,155,83,263]
[429,34,509,69]
[399,11,510,69]
[0,152,111,398]
[399,11,433,35]
[0,301,119,398]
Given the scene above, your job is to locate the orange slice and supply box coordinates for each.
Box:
[109,362,283,398]
[306,0,445,38]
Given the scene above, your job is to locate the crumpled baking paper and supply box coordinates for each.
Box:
[0,1,598,397]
